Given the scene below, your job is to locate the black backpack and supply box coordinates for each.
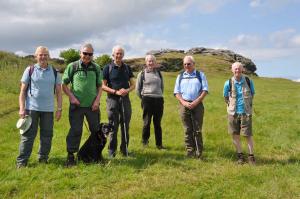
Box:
[70,60,100,88]
[228,76,251,94]
[178,70,203,92]
[27,65,57,96]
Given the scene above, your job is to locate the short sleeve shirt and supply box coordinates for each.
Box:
[103,62,134,90]
[21,64,62,112]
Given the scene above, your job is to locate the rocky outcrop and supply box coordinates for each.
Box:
[186,47,256,74]
[146,47,257,74]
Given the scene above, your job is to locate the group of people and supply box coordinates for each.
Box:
[16,43,256,168]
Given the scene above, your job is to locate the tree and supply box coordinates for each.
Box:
[59,49,80,65]
[95,54,112,69]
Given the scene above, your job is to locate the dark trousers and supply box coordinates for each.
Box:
[66,104,100,153]
[17,110,53,164]
[106,95,131,155]
[179,103,204,154]
[141,96,164,146]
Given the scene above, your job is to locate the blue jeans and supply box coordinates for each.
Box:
[17,110,54,165]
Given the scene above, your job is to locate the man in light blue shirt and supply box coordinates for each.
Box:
[17,46,62,168]
[223,62,256,165]
[174,55,208,158]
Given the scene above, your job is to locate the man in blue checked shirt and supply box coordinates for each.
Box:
[174,55,208,159]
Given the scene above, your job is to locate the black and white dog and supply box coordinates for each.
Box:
[78,122,113,163]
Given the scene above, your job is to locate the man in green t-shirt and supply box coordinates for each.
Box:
[62,43,102,166]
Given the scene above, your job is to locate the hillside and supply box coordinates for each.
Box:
[1,50,299,198]
[125,47,257,75]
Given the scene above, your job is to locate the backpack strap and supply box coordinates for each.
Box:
[71,60,99,88]
[228,76,252,96]
[28,65,58,96]
[179,70,202,92]
[28,65,35,96]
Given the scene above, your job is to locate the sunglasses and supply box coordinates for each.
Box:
[184,63,192,66]
[82,52,93,56]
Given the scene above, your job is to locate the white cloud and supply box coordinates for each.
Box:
[229,34,262,48]
[0,0,188,54]
[250,0,261,8]
[269,28,296,47]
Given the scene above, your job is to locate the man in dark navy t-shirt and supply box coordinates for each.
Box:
[102,45,135,157]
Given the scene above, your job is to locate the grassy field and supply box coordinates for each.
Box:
[0,53,300,198]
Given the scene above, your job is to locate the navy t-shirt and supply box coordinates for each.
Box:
[103,62,134,90]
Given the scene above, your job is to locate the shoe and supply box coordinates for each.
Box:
[108,151,116,158]
[237,153,245,164]
[195,151,202,159]
[38,158,48,164]
[121,151,133,157]
[65,153,76,167]
[248,154,256,165]
[142,141,149,148]
[186,151,195,158]
[156,145,166,150]
[16,163,27,169]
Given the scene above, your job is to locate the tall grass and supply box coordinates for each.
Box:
[0,55,299,198]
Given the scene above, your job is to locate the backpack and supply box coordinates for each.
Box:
[28,65,57,96]
[70,60,100,88]
[228,76,252,95]
[107,62,131,86]
[178,70,202,92]
[138,69,163,95]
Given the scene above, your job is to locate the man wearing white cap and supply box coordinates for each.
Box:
[17,46,62,168]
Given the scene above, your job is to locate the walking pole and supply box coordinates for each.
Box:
[120,97,129,156]
[190,112,201,158]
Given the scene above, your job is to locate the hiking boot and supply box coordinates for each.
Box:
[237,153,245,164]
[16,163,27,169]
[195,151,203,159]
[186,151,195,158]
[248,154,256,165]
[156,145,167,150]
[38,158,48,164]
[65,153,76,167]
[142,140,149,148]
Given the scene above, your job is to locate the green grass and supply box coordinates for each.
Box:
[0,53,300,198]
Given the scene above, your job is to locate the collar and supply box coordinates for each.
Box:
[35,64,50,70]
[183,69,196,76]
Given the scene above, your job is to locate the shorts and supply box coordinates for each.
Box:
[228,114,252,136]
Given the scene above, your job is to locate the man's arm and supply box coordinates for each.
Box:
[19,83,28,118]
[55,84,63,121]
[92,86,102,111]
[62,84,80,105]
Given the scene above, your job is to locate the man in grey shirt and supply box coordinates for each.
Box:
[136,54,165,149]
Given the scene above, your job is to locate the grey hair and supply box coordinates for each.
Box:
[35,46,49,56]
[112,45,125,56]
[81,43,94,52]
[183,55,195,64]
[145,54,156,62]
[231,62,244,69]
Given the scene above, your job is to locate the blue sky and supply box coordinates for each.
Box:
[1,0,300,80]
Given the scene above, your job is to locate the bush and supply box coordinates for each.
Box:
[94,54,112,69]
[59,49,80,65]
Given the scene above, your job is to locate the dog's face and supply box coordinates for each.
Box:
[100,122,114,138]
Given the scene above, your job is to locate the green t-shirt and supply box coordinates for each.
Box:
[63,60,102,107]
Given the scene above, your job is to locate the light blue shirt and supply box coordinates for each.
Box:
[174,69,209,101]
[223,76,255,114]
[21,64,62,112]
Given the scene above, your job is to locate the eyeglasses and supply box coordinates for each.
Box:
[82,52,93,56]
[184,63,192,66]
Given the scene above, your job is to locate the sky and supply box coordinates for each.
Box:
[1,0,300,80]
